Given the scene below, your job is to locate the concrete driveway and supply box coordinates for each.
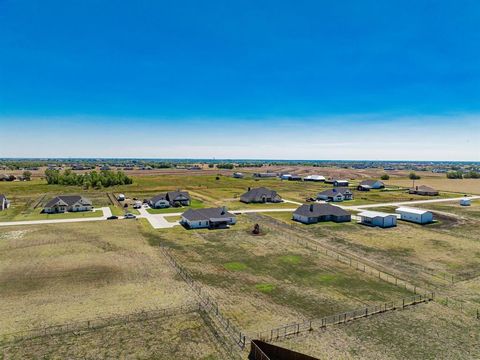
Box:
[0,207,113,227]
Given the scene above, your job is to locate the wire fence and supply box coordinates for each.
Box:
[256,292,434,343]
[250,212,480,285]
[248,213,430,294]
[0,302,199,345]
[159,246,247,352]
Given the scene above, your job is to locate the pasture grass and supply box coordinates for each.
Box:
[0,221,191,335]
[149,215,412,333]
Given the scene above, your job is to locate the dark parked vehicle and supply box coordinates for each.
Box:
[107,215,118,220]
[124,213,136,219]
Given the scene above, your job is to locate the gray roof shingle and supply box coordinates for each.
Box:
[294,203,350,217]
[182,207,235,221]
[44,195,92,208]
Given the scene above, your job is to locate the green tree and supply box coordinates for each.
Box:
[22,171,32,181]
[409,172,421,180]
[380,174,390,180]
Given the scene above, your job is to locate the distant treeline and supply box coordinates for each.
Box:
[45,169,133,188]
[447,170,480,179]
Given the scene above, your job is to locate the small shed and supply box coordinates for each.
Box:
[358,211,397,228]
[460,198,471,206]
[395,207,433,224]
[333,180,349,187]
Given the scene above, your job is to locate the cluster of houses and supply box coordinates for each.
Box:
[1,177,471,233]
[0,174,30,182]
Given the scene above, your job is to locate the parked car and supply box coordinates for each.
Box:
[107,215,118,220]
[124,213,136,219]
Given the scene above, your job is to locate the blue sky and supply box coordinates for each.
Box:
[1,1,479,160]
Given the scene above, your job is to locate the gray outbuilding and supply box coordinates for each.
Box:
[395,207,433,224]
[358,211,397,228]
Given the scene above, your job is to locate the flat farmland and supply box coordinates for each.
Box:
[0,221,191,335]
[147,216,412,336]
[386,177,480,195]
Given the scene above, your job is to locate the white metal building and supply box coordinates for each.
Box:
[395,207,433,224]
[358,211,397,228]
[303,175,326,182]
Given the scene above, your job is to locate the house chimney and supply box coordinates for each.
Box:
[221,206,227,215]
[309,204,314,212]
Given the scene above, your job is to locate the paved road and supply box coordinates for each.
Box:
[0,207,112,227]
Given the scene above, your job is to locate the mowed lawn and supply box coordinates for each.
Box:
[0,221,191,335]
[147,215,412,335]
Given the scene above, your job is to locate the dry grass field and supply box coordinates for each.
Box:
[276,302,480,360]
[386,177,480,195]
[1,171,479,359]
[146,216,412,336]
[0,221,191,335]
[262,207,480,285]
[1,312,229,360]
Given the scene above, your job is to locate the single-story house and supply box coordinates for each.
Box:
[233,172,244,178]
[240,187,282,203]
[358,211,397,228]
[460,198,471,206]
[293,203,351,224]
[181,207,236,229]
[253,172,277,178]
[0,194,10,211]
[303,175,326,182]
[317,188,353,202]
[358,180,385,191]
[288,175,302,181]
[395,207,433,224]
[0,174,15,182]
[149,191,191,208]
[409,185,439,196]
[149,194,170,208]
[43,195,93,213]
